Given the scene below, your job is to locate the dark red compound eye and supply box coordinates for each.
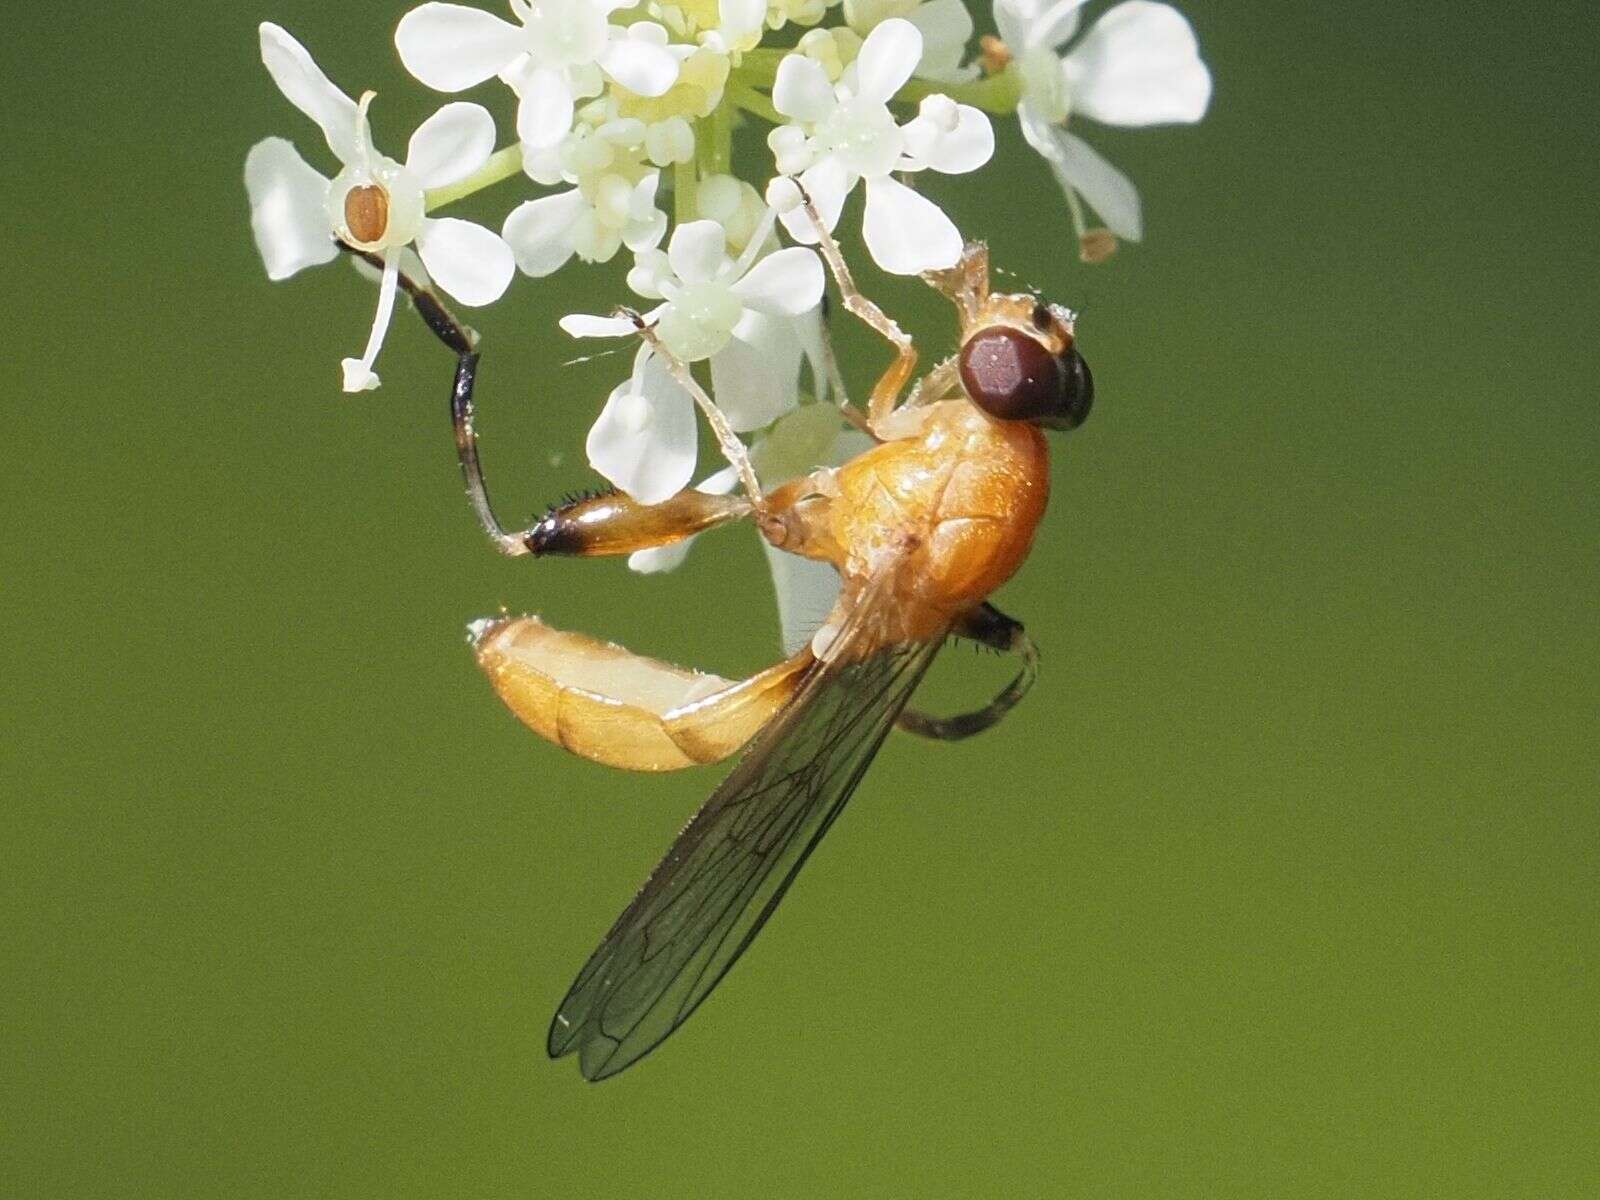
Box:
[958,326,1094,429]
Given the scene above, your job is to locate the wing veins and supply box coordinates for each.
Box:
[548,568,950,1079]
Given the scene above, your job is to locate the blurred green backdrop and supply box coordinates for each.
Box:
[4,1,1597,1196]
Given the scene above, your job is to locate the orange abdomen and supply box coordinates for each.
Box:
[829,401,1051,635]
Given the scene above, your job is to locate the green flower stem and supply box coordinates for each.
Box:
[710,94,734,174]
[424,143,524,211]
[898,69,1023,114]
[674,156,697,222]
[727,79,781,126]
[737,47,786,79]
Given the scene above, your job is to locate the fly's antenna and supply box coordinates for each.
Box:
[342,243,535,556]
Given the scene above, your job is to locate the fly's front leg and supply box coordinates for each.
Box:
[790,184,918,430]
[813,293,872,437]
[897,603,1038,741]
[905,354,962,408]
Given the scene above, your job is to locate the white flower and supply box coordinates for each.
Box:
[501,121,667,274]
[563,217,823,368]
[697,0,767,53]
[766,19,993,274]
[843,0,977,84]
[394,0,681,151]
[584,344,700,504]
[766,0,836,32]
[563,221,826,500]
[245,23,514,392]
[693,174,771,255]
[996,0,1211,240]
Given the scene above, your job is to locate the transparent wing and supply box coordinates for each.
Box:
[547,578,948,1081]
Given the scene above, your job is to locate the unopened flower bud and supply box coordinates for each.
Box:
[768,125,812,176]
[645,116,695,166]
[919,94,959,133]
[765,176,804,215]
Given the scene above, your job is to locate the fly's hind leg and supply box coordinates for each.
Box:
[790,184,918,429]
[526,488,751,557]
[897,603,1038,741]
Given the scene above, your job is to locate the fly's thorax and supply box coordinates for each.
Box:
[828,401,1051,612]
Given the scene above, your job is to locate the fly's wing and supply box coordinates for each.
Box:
[548,576,948,1081]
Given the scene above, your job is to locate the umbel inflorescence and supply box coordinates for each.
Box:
[245,0,1210,567]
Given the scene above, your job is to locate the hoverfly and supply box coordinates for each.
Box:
[363,194,1094,1079]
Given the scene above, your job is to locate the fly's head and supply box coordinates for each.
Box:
[924,242,1094,432]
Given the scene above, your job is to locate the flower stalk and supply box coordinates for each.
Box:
[425,143,524,211]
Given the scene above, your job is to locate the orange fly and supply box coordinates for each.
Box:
[371,196,1093,1079]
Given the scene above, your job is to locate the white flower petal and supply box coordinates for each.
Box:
[1064,1,1211,126]
[258,23,361,162]
[515,67,575,150]
[911,0,973,48]
[586,350,696,503]
[861,174,961,274]
[993,0,1031,51]
[710,313,802,432]
[244,137,336,280]
[1020,115,1143,239]
[902,101,994,174]
[596,37,679,97]
[794,303,828,404]
[343,252,402,393]
[753,420,871,655]
[626,464,736,574]
[628,539,694,574]
[414,217,515,305]
[502,190,586,277]
[341,358,382,391]
[764,547,842,656]
[666,219,728,284]
[699,463,741,494]
[720,0,767,40]
[1027,0,1089,51]
[561,312,640,338]
[908,0,977,82]
[405,102,496,188]
[730,247,824,316]
[772,55,835,123]
[778,157,854,244]
[394,3,525,91]
[853,18,923,106]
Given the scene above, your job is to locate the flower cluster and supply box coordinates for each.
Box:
[245,0,1210,564]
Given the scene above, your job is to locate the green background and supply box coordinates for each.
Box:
[5,1,1597,1195]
